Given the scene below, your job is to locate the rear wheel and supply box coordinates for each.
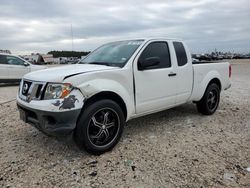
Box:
[74,99,125,155]
[196,83,220,115]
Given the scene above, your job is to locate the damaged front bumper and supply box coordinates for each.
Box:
[17,89,85,136]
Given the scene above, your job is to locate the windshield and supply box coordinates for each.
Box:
[79,40,144,67]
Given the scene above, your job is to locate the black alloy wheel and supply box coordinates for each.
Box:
[196,83,220,115]
[74,99,125,155]
[207,89,219,112]
[87,108,120,147]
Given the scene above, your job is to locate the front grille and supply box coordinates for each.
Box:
[36,84,44,98]
[19,80,46,102]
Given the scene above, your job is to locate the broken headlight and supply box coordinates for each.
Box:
[44,83,73,100]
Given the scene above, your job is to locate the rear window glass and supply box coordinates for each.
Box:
[173,42,188,66]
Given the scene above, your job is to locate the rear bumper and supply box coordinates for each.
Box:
[17,102,81,136]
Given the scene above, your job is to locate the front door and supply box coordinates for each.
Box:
[133,41,177,114]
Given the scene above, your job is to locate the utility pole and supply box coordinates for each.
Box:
[71,23,74,52]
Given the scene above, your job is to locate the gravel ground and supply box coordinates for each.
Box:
[0,84,18,104]
[0,60,249,187]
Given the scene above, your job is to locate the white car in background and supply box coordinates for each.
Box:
[0,53,47,83]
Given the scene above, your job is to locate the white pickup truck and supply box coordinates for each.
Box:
[17,38,231,154]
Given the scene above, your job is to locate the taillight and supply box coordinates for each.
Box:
[229,64,232,78]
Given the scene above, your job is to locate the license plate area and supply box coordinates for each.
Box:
[19,108,27,123]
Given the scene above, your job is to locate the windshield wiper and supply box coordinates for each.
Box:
[80,61,122,68]
[88,62,113,66]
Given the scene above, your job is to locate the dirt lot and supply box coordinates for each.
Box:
[0,60,249,187]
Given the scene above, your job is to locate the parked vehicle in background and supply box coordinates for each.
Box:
[0,53,47,83]
[17,38,231,154]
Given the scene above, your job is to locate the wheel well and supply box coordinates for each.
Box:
[83,91,127,120]
[208,78,221,91]
[193,78,222,104]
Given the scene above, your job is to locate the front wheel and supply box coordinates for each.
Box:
[196,83,220,115]
[74,99,125,155]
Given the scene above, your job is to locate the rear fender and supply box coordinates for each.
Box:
[192,70,222,101]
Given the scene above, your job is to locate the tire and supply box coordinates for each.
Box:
[196,83,220,115]
[74,99,125,155]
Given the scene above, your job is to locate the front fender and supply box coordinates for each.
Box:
[78,79,134,120]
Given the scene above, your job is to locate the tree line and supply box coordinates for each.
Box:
[48,51,91,58]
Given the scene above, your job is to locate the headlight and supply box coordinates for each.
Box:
[44,83,73,100]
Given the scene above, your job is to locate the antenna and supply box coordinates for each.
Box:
[71,23,74,51]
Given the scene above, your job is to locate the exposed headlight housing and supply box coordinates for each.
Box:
[44,83,73,100]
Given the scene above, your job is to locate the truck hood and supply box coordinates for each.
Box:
[23,64,118,82]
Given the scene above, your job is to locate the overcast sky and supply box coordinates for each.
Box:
[0,0,249,54]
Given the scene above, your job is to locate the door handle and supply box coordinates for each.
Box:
[168,72,177,77]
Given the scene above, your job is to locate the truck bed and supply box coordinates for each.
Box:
[190,61,231,101]
[192,60,225,64]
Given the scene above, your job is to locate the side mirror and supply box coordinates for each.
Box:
[23,62,30,67]
[138,57,160,70]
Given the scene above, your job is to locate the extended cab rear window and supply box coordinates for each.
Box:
[173,42,188,66]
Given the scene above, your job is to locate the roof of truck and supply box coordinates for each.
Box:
[110,37,182,43]
[143,37,181,40]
